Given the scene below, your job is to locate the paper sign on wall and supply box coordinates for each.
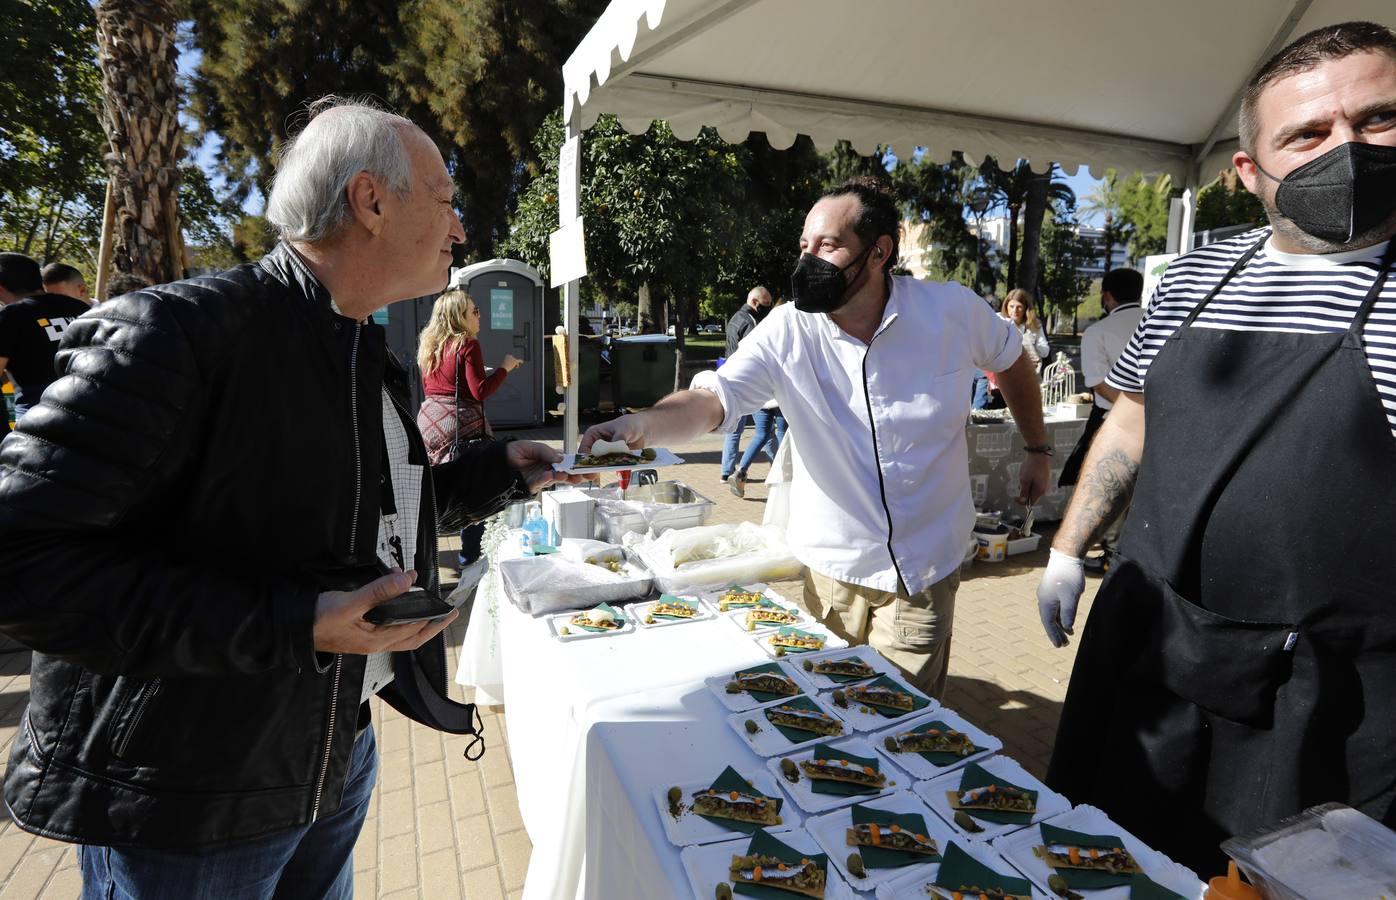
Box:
[549,218,588,288]
[490,288,514,331]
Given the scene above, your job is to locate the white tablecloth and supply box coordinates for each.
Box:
[584,684,780,899]
[455,544,776,900]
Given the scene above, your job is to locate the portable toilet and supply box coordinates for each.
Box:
[448,259,546,428]
[382,260,546,427]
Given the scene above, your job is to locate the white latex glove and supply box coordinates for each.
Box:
[1037,548,1085,648]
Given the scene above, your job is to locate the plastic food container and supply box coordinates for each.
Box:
[974,527,1009,562]
[1006,531,1041,556]
[587,481,715,542]
[1221,802,1396,899]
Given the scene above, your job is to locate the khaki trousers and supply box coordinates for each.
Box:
[803,568,960,700]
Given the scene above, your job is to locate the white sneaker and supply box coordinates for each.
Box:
[727,472,746,498]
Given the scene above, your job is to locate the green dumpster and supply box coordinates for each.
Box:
[613,335,677,409]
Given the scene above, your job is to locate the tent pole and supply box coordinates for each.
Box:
[562,112,583,454]
[1179,165,1200,253]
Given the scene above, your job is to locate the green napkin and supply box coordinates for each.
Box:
[730,662,802,704]
[1130,872,1188,900]
[570,602,623,633]
[772,626,824,653]
[650,594,698,620]
[1038,822,1136,890]
[693,766,783,835]
[529,544,559,555]
[933,842,1033,898]
[763,696,842,744]
[952,762,1038,825]
[849,802,941,869]
[895,719,986,766]
[849,675,931,718]
[805,742,883,796]
[808,653,879,684]
[732,829,828,900]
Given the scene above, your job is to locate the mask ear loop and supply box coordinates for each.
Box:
[841,240,878,289]
[460,704,487,761]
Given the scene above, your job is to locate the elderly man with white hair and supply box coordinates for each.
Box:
[0,97,577,897]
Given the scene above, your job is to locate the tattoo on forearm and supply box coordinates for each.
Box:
[1057,449,1140,554]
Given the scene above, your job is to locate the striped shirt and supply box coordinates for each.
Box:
[1107,229,1396,437]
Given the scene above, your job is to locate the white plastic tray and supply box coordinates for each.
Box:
[723,598,811,634]
[761,737,903,815]
[989,804,1205,900]
[630,595,714,629]
[875,838,1053,900]
[552,447,684,474]
[820,671,937,732]
[806,790,958,891]
[726,694,851,757]
[870,707,1003,779]
[544,607,636,641]
[703,661,815,713]
[790,644,898,690]
[680,829,858,900]
[913,755,1072,843]
[652,770,801,848]
[750,623,849,660]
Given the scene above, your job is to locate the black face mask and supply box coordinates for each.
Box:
[790,243,875,314]
[1256,142,1396,244]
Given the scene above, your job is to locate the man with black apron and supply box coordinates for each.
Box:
[1057,268,1144,571]
[1036,21,1396,874]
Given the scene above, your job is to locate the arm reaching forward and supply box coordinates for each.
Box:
[580,388,725,452]
[1037,390,1146,646]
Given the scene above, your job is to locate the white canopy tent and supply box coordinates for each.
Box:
[554,0,1396,448]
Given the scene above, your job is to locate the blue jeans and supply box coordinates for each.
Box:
[971,372,991,410]
[80,727,378,900]
[736,408,785,476]
[720,415,752,479]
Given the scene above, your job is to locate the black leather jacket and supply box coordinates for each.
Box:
[0,244,527,849]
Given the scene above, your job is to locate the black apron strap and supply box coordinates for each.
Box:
[1179,235,1268,329]
[1348,238,1396,333]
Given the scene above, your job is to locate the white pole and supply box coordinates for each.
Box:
[1179,179,1198,253]
[562,113,583,453]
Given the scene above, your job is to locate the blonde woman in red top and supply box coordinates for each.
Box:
[417,290,523,566]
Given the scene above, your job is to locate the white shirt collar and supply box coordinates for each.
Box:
[819,278,901,342]
[1263,237,1391,268]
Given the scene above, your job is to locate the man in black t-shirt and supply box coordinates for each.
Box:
[0,254,91,422]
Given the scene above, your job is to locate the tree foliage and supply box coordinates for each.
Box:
[1,1,226,279]
[1115,172,1175,263]
[503,113,746,327]
[0,0,106,271]
[1195,171,1265,233]
[504,114,838,333]
[1039,205,1095,330]
[186,0,607,259]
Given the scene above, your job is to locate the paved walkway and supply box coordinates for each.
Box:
[0,428,1103,898]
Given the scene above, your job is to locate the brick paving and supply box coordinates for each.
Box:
[0,426,1104,898]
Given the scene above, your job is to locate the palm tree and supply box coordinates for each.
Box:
[983,158,1075,315]
[1080,170,1123,274]
[95,0,184,289]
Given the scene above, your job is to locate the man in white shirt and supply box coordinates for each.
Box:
[1059,268,1143,571]
[583,177,1050,697]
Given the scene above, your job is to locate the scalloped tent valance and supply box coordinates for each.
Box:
[563,0,1395,183]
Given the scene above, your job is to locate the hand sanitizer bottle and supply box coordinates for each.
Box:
[521,501,548,552]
